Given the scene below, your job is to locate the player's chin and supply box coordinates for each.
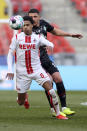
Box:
[24,30,29,35]
[33,22,37,26]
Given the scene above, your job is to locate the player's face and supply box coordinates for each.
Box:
[23,21,33,35]
[28,13,40,26]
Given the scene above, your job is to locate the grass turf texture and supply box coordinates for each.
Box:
[0,91,87,131]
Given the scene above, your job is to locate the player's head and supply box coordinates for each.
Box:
[28,8,40,26]
[23,16,34,35]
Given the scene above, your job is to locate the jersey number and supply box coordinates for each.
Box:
[25,50,33,74]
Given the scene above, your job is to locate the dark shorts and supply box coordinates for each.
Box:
[41,59,59,75]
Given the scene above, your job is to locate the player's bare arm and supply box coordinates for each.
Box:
[51,27,83,39]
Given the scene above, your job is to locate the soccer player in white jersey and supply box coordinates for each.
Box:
[6,16,68,120]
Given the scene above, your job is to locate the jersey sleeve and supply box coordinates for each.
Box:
[43,20,54,32]
[9,35,17,51]
[39,35,54,48]
[7,35,17,73]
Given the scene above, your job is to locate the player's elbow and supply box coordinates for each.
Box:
[50,42,54,48]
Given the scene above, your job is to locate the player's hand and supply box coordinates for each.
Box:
[71,34,83,39]
[6,73,14,80]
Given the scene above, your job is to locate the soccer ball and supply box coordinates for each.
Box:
[9,15,24,30]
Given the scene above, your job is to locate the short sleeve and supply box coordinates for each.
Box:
[42,20,54,32]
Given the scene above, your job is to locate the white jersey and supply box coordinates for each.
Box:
[7,32,54,75]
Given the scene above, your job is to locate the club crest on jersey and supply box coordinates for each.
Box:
[33,38,37,43]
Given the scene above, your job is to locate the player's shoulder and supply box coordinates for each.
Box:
[32,32,41,38]
[15,32,24,39]
[17,32,24,37]
[40,19,50,25]
[40,19,46,23]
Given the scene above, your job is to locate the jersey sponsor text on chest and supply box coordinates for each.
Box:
[19,44,36,49]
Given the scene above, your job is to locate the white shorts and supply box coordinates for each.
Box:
[16,67,50,93]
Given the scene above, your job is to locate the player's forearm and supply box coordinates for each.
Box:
[47,41,54,48]
[40,36,54,48]
[7,49,13,73]
[43,40,54,48]
[51,28,72,37]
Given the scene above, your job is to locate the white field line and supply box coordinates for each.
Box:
[80,102,87,106]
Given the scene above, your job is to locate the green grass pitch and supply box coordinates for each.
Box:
[0,91,87,131]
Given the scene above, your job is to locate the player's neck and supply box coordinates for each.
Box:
[34,21,40,27]
[24,32,32,36]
